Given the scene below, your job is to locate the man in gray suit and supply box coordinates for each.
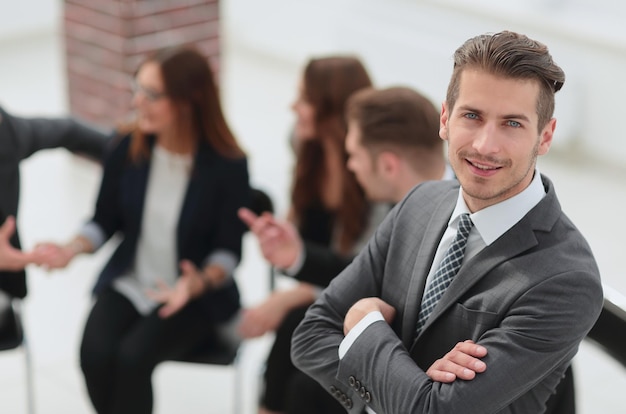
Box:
[291,31,603,414]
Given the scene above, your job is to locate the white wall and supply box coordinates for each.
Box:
[0,1,66,115]
[0,0,59,40]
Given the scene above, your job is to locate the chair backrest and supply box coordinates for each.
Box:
[0,290,23,351]
[249,187,274,218]
[586,284,626,367]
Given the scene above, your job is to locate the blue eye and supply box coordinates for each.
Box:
[506,120,521,128]
[465,113,478,120]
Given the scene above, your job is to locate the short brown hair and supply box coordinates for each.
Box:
[446,31,565,131]
[346,86,442,168]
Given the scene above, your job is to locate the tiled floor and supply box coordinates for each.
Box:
[2,26,626,414]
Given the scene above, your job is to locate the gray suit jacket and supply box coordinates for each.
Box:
[292,175,603,414]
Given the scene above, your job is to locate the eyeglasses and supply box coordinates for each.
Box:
[131,80,167,102]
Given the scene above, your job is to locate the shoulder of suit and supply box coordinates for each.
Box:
[413,179,459,195]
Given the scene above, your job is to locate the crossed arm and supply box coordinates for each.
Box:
[291,202,601,414]
[345,297,487,383]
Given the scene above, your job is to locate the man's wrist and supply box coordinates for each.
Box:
[339,311,385,359]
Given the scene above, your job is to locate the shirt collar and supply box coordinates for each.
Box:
[449,169,546,245]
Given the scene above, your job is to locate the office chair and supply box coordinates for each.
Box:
[169,187,274,414]
[0,290,35,414]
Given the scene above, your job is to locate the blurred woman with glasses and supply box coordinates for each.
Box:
[36,46,250,414]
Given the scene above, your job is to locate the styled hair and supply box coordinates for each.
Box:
[346,86,442,171]
[446,31,565,131]
[291,56,372,254]
[129,46,244,161]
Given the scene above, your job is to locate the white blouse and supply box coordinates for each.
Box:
[113,144,192,315]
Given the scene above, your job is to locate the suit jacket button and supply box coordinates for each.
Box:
[354,379,361,390]
[359,386,366,398]
[330,386,337,394]
[340,394,347,403]
[346,398,353,409]
[348,376,356,387]
[364,391,372,403]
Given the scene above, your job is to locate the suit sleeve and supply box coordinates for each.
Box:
[6,109,111,162]
[291,200,397,414]
[89,135,130,241]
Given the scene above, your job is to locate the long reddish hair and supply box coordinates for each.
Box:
[127,46,244,162]
[291,56,372,254]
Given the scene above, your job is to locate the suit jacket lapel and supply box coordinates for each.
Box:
[177,143,216,255]
[415,224,539,341]
[401,189,456,347]
[412,175,560,342]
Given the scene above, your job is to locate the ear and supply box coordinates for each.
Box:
[538,118,556,156]
[378,151,400,177]
[439,101,449,141]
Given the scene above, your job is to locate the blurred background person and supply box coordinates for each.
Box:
[0,104,109,292]
[0,216,40,271]
[240,85,451,413]
[237,56,382,414]
[35,46,250,414]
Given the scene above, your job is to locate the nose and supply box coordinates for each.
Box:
[472,123,500,154]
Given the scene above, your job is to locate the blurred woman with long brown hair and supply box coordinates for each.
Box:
[36,46,250,413]
[238,56,381,414]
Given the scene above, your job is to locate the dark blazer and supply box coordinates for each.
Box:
[292,176,603,414]
[89,134,250,323]
[0,105,110,298]
[293,203,392,288]
[293,241,353,287]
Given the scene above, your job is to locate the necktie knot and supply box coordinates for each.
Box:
[457,213,473,239]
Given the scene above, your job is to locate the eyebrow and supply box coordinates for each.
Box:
[458,105,531,123]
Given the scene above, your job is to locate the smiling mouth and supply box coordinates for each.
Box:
[467,159,501,171]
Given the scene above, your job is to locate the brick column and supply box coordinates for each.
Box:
[63,0,220,128]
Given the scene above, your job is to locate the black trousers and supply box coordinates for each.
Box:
[80,287,217,414]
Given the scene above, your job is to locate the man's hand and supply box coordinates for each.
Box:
[0,216,39,271]
[426,340,487,382]
[238,207,303,270]
[344,297,396,335]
